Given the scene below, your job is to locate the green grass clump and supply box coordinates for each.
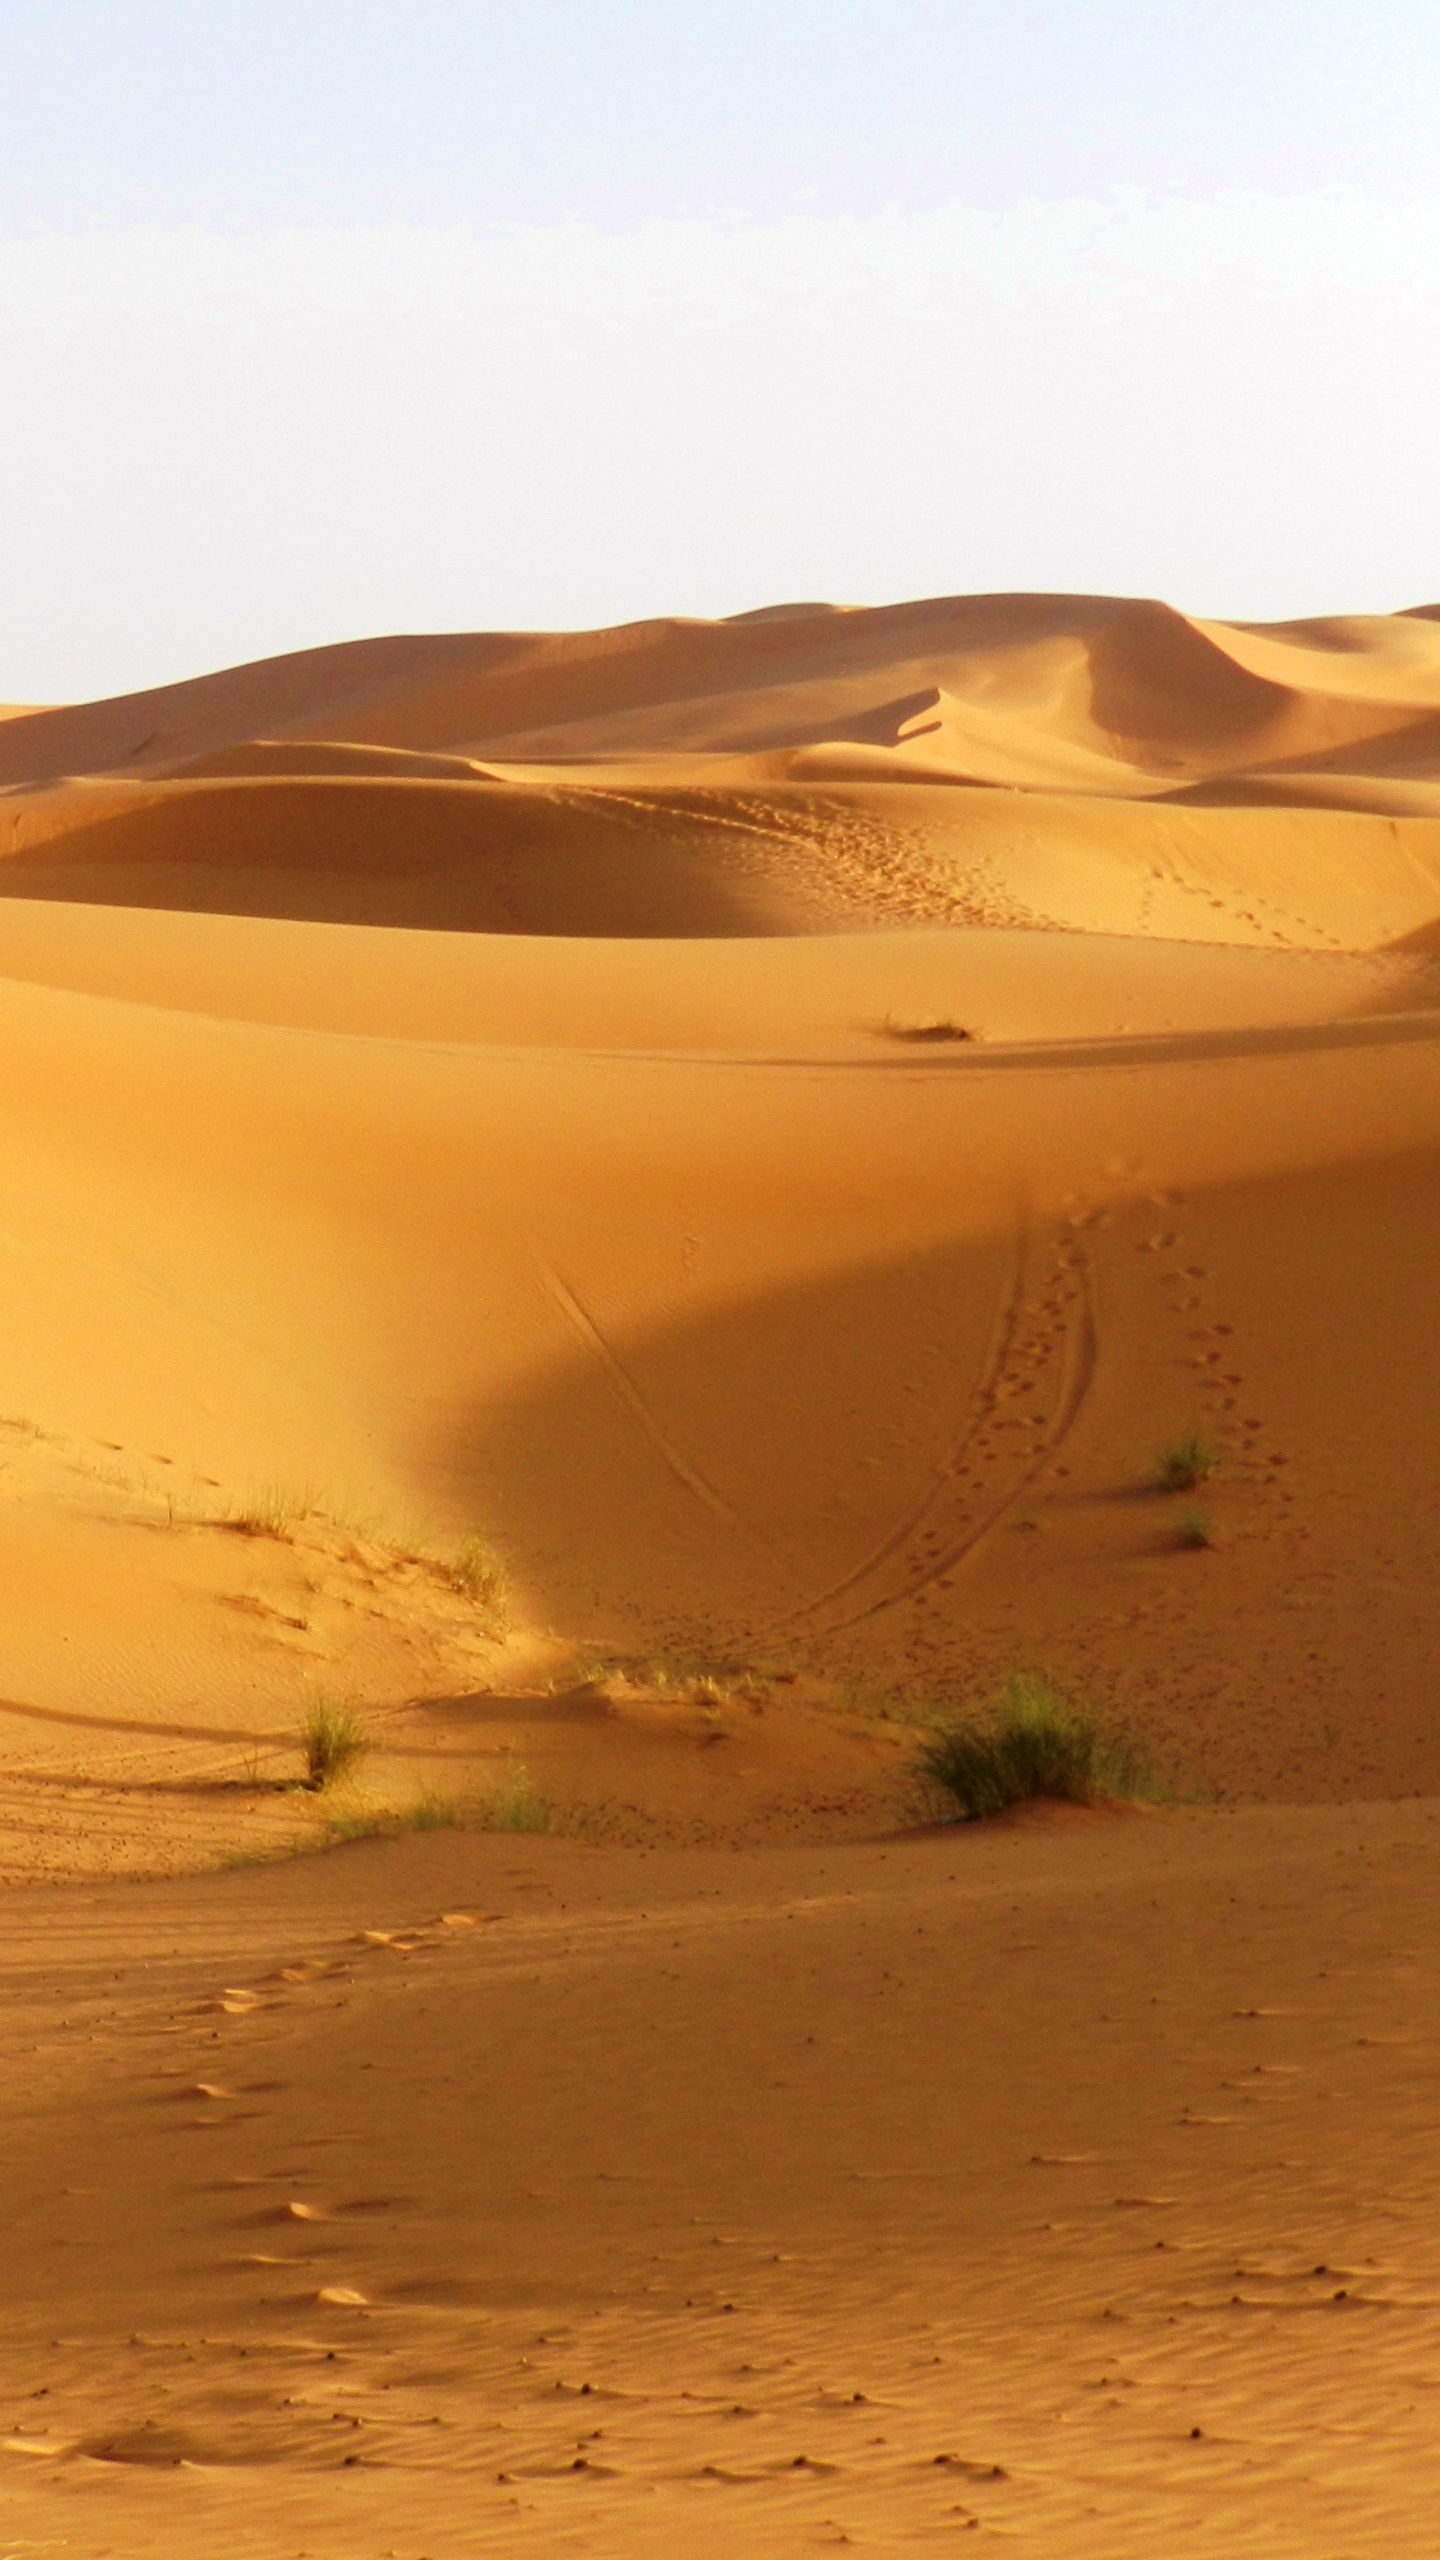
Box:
[1156,1433,1218,1494]
[323,1765,573,1846]
[326,1791,466,1843]
[298,1697,368,1791]
[409,1791,469,1831]
[446,1533,509,1632]
[323,1765,557,1843]
[1175,1504,1213,1549]
[914,1674,1152,1823]
[477,1762,556,1833]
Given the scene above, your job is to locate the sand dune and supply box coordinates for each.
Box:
[5,595,1440,944]
[2,590,1439,1821]
[1,592,1438,2554]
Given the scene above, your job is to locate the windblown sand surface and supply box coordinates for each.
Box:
[2,591,1439,2552]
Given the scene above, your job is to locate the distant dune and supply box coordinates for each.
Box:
[5,594,1440,938]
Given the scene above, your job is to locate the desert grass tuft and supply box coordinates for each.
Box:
[298,1696,368,1791]
[1175,1504,1214,1549]
[476,1762,557,1833]
[881,1016,975,1044]
[224,1483,314,1541]
[914,1673,1153,1823]
[444,1531,509,1631]
[325,1791,466,1844]
[1156,1433,1218,1494]
[325,1766,574,1844]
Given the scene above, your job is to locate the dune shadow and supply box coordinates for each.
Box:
[0,1693,291,1749]
[0,779,821,936]
[424,1233,1046,1648]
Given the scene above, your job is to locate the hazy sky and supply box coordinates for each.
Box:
[3,1,1438,697]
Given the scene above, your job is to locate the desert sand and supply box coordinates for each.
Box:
[1,591,1438,2553]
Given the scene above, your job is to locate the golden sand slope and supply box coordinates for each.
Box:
[1,595,1439,2552]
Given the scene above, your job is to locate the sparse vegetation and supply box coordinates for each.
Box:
[914,1674,1153,1822]
[477,1761,557,1832]
[326,1791,466,1843]
[409,1791,469,1831]
[446,1532,509,1631]
[225,1484,313,1541]
[1156,1433,1218,1494]
[298,1697,368,1791]
[1175,1504,1213,1548]
[881,1016,975,1044]
[324,1763,571,1844]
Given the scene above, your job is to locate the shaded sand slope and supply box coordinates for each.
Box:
[2,1804,1439,2556]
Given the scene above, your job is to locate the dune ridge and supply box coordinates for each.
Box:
[6,593,1440,943]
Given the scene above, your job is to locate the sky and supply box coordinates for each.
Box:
[2,0,1439,699]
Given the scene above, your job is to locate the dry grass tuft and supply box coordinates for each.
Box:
[298,1697,368,1791]
[880,1016,975,1044]
[224,1484,314,1541]
[445,1533,509,1632]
